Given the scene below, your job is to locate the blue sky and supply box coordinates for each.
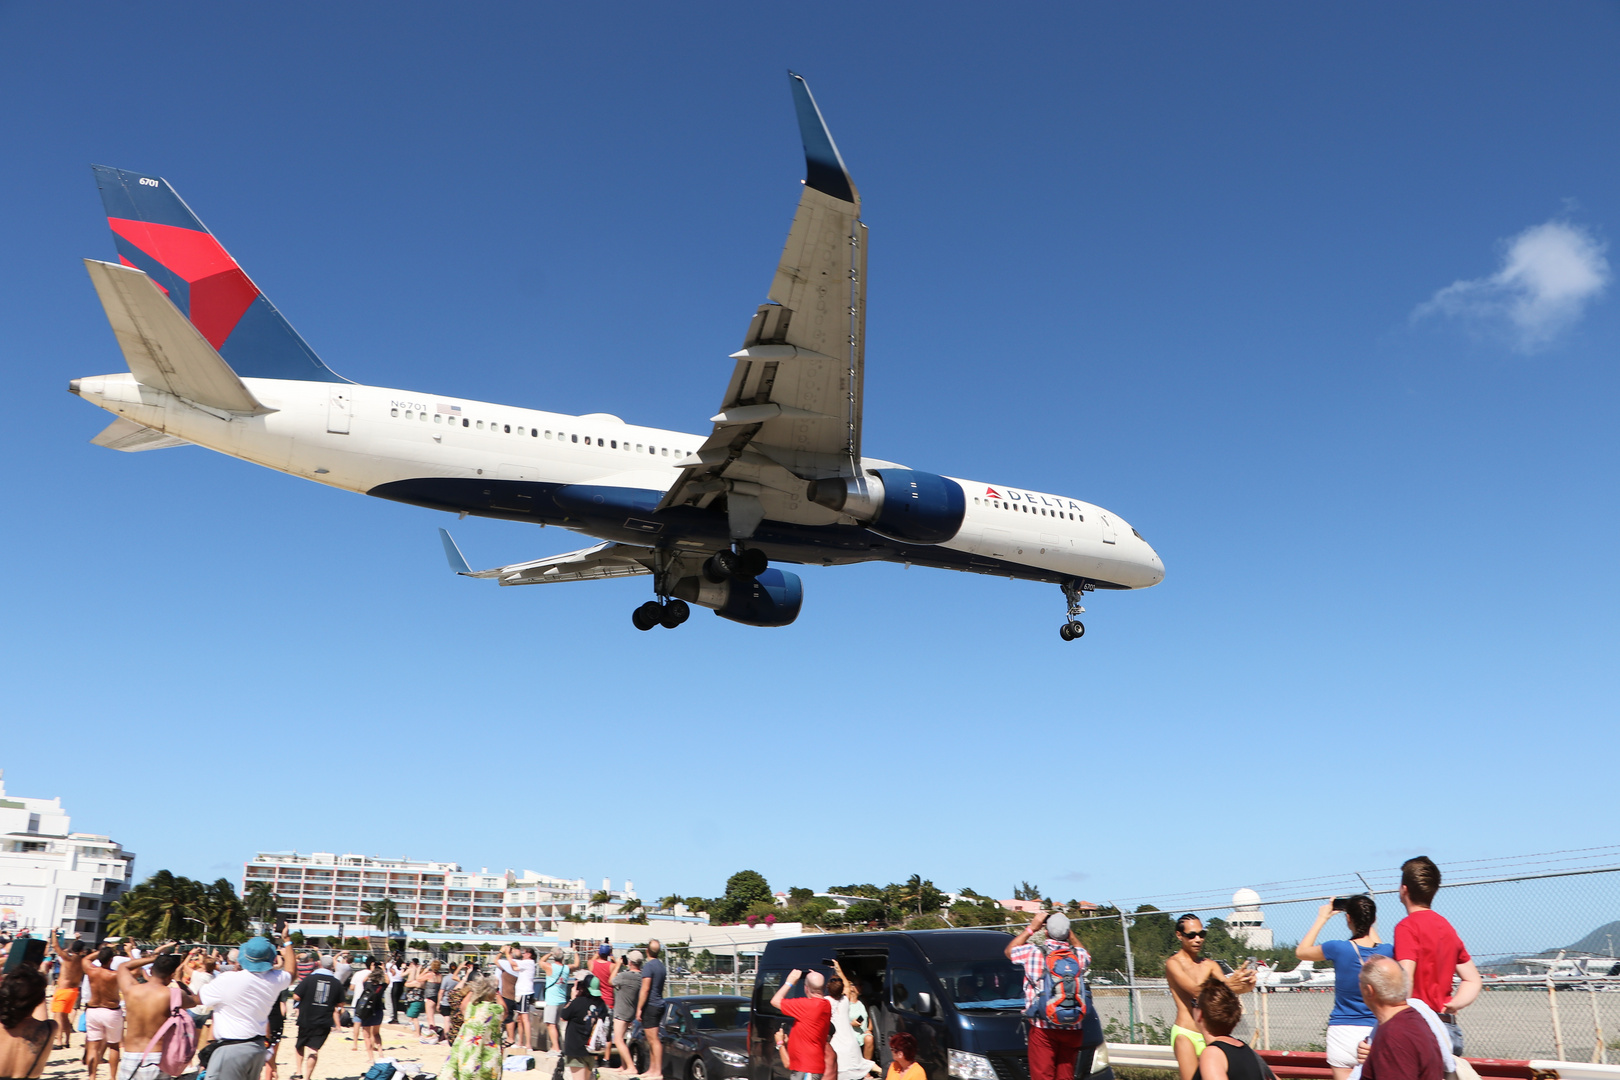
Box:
[3,2,1617,919]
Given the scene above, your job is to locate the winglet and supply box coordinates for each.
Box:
[788,72,857,205]
[439,528,473,575]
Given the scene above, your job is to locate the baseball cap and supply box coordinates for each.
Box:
[627,950,644,964]
[1045,913,1072,942]
[239,936,277,972]
[597,944,613,958]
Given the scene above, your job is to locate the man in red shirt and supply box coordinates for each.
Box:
[771,968,832,1080]
[1393,856,1481,1055]
[1359,955,1443,1080]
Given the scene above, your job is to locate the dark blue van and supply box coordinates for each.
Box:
[751,931,1110,1080]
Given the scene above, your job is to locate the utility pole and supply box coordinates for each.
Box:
[1115,904,1140,1044]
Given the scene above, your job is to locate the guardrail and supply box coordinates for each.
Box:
[1102,1043,1620,1080]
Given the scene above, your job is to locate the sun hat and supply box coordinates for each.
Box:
[239,936,277,972]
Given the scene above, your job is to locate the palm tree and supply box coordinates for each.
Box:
[244,881,282,928]
[365,898,403,935]
[200,879,248,943]
[589,890,612,906]
[657,895,684,912]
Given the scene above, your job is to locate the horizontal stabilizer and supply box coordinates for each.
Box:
[438,532,654,586]
[90,416,190,452]
[84,259,272,415]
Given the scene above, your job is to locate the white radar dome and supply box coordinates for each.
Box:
[1232,888,1261,907]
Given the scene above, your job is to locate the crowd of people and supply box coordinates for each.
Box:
[0,932,677,1080]
[0,854,1483,1080]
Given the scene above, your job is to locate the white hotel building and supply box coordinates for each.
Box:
[243,851,640,939]
[0,772,135,941]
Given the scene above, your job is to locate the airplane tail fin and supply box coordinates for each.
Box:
[92,165,347,384]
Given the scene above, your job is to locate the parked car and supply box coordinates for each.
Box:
[752,930,1113,1080]
[629,995,751,1080]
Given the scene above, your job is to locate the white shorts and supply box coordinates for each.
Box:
[1326,1024,1375,1068]
[117,1052,168,1080]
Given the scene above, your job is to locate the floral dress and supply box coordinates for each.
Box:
[446,999,505,1080]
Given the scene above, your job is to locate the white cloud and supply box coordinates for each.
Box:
[1414,219,1610,352]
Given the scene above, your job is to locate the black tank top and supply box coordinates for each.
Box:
[1192,1040,1275,1080]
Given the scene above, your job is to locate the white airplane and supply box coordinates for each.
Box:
[69,74,1163,636]
[1256,959,1337,991]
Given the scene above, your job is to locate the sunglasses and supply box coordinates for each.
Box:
[1180,930,1208,939]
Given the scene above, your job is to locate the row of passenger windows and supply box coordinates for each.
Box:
[389,407,686,458]
[973,496,1082,522]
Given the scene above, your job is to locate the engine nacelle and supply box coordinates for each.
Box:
[807,469,965,544]
[672,567,804,627]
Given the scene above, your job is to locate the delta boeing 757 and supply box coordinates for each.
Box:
[69,74,1163,637]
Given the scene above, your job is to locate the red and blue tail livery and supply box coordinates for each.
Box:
[92,165,346,384]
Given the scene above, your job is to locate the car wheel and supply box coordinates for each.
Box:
[690,1059,708,1080]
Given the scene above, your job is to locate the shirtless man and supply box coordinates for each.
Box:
[84,946,125,1080]
[1165,915,1255,1080]
[49,938,91,1050]
[118,945,200,1080]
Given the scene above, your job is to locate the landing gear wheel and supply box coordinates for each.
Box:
[632,601,663,631]
[737,547,769,578]
[659,598,691,628]
[1059,620,1086,641]
[703,550,738,582]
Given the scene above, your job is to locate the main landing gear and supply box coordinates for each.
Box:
[1059,580,1092,642]
[632,598,690,631]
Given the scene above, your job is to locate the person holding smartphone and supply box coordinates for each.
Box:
[1166,915,1255,1080]
[1297,897,1393,1080]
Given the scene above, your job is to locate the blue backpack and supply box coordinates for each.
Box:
[1023,943,1086,1028]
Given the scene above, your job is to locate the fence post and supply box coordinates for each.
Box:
[1549,977,1565,1061]
[1590,986,1605,1064]
[1117,907,1139,1044]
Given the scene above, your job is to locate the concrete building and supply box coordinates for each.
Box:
[244,852,658,938]
[1227,888,1274,949]
[0,772,135,941]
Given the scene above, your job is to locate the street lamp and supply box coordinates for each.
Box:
[184,917,208,945]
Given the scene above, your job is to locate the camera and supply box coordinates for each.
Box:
[1331,897,1350,912]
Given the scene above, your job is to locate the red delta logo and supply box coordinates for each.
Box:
[985,487,1002,499]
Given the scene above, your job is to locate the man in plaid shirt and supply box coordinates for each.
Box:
[1006,911,1091,1080]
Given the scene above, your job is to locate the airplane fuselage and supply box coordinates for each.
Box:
[71,372,1165,591]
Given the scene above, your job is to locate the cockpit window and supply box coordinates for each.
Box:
[1132,528,1144,540]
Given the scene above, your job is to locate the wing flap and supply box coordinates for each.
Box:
[84,259,272,415]
[89,416,191,452]
[438,531,655,587]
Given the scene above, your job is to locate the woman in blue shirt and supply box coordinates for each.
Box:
[1296,895,1394,1080]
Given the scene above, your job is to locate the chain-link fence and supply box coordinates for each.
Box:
[1075,848,1620,1063]
[655,849,1620,1065]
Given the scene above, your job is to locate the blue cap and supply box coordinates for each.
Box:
[597,944,612,958]
[239,936,277,972]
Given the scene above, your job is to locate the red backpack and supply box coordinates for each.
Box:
[144,982,199,1077]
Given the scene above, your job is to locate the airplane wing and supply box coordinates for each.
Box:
[659,73,867,537]
[439,529,654,586]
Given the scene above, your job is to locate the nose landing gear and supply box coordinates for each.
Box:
[1059,580,1092,642]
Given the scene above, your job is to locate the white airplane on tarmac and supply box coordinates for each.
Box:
[69,74,1164,636]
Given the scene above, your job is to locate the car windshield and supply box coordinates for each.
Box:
[687,1003,751,1030]
[932,955,1027,1011]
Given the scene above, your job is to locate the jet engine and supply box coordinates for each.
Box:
[672,567,804,627]
[806,469,966,544]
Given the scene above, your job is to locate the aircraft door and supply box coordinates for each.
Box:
[1099,513,1117,544]
[327,389,353,434]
